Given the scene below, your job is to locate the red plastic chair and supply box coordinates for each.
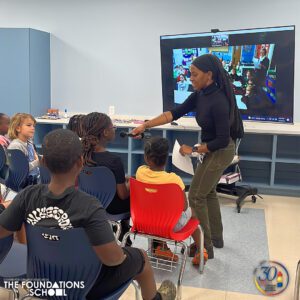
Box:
[122,178,204,300]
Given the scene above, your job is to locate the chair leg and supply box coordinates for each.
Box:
[294,260,300,300]
[198,224,204,274]
[147,238,153,253]
[177,242,188,300]
[12,287,20,300]
[121,231,132,247]
[187,236,192,256]
[176,284,182,300]
[109,221,121,242]
[132,280,141,300]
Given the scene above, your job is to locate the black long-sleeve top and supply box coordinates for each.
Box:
[170,82,230,152]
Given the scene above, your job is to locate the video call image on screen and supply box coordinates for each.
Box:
[161,26,295,123]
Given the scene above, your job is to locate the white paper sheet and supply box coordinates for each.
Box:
[172,140,194,175]
[233,80,242,87]
[0,183,17,201]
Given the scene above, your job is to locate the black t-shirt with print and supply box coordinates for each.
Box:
[0,184,115,246]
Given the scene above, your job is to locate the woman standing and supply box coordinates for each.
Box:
[131,54,244,259]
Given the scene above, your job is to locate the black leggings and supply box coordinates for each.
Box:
[106,196,130,215]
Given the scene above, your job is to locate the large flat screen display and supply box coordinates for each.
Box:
[160,26,295,123]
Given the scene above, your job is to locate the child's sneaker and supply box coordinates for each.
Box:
[154,246,179,262]
[192,248,208,265]
[157,280,176,300]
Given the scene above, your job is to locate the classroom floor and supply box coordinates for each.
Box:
[120,194,300,300]
[0,194,299,300]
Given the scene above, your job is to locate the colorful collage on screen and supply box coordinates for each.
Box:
[173,44,276,121]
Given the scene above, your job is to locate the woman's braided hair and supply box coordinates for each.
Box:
[67,114,86,138]
[81,112,111,166]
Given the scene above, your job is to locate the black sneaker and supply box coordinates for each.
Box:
[212,238,224,248]
[119,220,132,247]
[157,280,176,300]
[207,247,214,259]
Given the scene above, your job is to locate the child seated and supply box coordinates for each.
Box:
[67,114,86,138]
[81,112,131,243]
[136,137,208,265]
[0,129,176,300]
[7,113,40,185]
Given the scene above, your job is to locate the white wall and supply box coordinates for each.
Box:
[0,0,299,121]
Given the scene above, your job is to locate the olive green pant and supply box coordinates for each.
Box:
[189,140,235,249]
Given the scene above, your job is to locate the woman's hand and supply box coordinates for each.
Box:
[129,112,173,138]
[130,124,146,138]
[179,144,193,156]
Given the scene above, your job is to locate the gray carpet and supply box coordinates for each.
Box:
[131,206,269,295]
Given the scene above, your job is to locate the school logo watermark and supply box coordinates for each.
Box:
[253,260,289,296]
[4,279,85,297]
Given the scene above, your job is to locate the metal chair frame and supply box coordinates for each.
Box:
[294,260,300,300]
[123,178,204,300]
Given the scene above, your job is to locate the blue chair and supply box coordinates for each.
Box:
[6,149,29,192]
[0,146,6,175]
[78,166,130,222]
[0,146,8,185]
[0,234,27,299]
[39,164,51,184]
[78,166,116,209]
[25,224,133,300]
[0,235,13,264]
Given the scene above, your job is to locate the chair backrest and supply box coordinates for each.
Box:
[25,223,101,300]
[0,235,13,264]
[39,164,51,184]
[78,166,116,209]
[130,178,184,238]
[0,146,8,182]
[6,149,29,192]
[0,146,6,172]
